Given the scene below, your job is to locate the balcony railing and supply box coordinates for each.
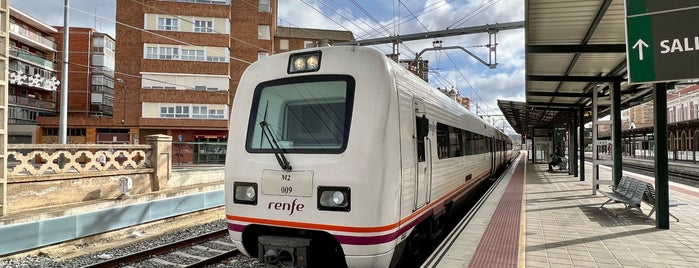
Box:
[91,85,115,96]
[91,66,115,77]
[90,103,114,115]
[9,94,57,110]
[9,22,58,50]
[9,49,56,70]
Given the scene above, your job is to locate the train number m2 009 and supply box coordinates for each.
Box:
[261,170,314,197]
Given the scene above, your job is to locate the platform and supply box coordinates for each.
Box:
[426,151,699,267]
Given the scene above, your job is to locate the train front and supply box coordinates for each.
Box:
[225,47,402,267]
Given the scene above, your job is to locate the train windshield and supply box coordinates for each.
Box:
[246,75,355,154]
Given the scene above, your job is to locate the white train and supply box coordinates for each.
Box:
[225,46,515,267]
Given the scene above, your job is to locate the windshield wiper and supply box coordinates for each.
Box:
[260,121,292,171]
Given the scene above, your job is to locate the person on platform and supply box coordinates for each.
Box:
[548,146,562,172]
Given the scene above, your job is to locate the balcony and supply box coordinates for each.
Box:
[91,66,115,77]
[9,69,60,92]
[90,104,114,116]
[9,94,56,110]
[91,85,115,96]
[9,22,58,51]
[9,48,56,70]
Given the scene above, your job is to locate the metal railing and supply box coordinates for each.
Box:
[9,22,58,50]
[8,94,56,110]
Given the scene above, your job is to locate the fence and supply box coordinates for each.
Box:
[1,135,172,216]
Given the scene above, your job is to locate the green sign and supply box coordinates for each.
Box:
[625,0,699,84]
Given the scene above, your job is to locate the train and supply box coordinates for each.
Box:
[225,46,516,267]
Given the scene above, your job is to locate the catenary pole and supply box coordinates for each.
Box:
[58,0,70,144]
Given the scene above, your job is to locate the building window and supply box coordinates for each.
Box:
[181,49,205,61]
[146,47,158,59]
[194,20,214,33]
[175,106,189,118]
[192,106,208,118]
[258,52,269,61]
[157,18,179,31]
[279,39,289,50]
[259,0,271,12]
[160,104,225,119]
[258,25,270,40]
[161,106,175,118]
[159,47,179,59]
[160,105,189,118]
[209,109,225,119]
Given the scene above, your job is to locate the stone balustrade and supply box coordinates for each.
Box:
[1,135,173,215]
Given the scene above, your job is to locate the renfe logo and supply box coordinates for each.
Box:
[268,199,305,215]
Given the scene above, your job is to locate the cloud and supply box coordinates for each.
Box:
[12,0,117,37]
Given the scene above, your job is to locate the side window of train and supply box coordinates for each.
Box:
[436,123,449,159]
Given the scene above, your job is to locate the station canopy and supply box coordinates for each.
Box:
[500,0,659,135]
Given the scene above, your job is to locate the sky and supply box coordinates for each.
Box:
[12,0,525,132]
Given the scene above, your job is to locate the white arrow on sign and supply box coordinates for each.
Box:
[632,39,649,61]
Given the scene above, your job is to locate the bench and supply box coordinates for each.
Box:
[549,157,569,173]
[600,176,686,221]
[642,183,687,222]
[599,176,646,217]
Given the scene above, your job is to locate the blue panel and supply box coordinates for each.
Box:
[77,203,150,236]
[0,222,39,255]
[204,191,225,207]
[39,216,78,245]
[1,190,225,256]
[151,194,200,219]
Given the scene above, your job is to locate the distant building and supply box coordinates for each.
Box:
[8,7,59,144]
[626,102,654,129]
[275,26,354,52]
[626,84,699,129]
[37,27,116,144]
[667,84,699,123]
[399,59,429,82]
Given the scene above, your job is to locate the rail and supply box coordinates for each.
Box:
[80,229,237,268]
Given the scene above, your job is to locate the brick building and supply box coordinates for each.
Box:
[7,7,59,144]
[37,28,117,144]
[112,0,276,163]
[275,26,353,52]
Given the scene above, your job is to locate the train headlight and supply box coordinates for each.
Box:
[288,51,322,73]
[234,182,258,205]
[318,186,350,212]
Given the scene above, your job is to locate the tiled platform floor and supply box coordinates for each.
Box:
[433,151,699,267]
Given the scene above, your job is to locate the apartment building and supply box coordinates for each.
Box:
[114,0,276,163]
[275,26,353,52]
[7,7,59,144]
[37,28,117,144]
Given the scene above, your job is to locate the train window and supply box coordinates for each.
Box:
[449,127,463,157]
[246,75,355,154]
[463,131,473,155]
[436,123,449,159]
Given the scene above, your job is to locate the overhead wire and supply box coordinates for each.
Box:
[443,50,495,114]
[448,0,502,29]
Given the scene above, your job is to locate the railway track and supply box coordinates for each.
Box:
[81,229,239,268]
[622,161,699,184]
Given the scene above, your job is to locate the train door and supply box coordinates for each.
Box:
[413,98,431,210]
[490,137,496,177]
